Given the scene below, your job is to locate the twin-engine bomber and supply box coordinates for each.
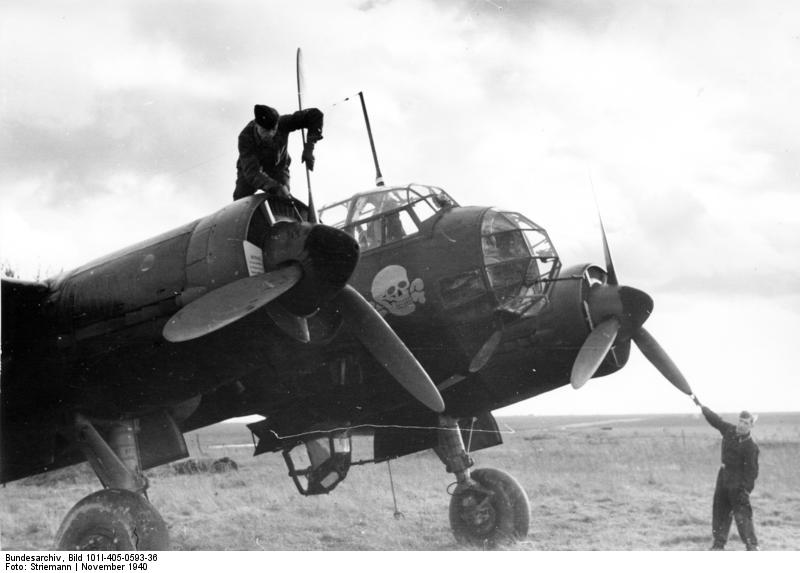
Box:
[1,184,692,549]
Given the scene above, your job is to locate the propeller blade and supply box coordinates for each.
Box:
[296,47,317,223]
[597,212,618,286]
[468,330,503,373]
[632,327,693,395]
[265,302,311,343]
[163,265,303,342]
[571,317,620,389]
[334,285,445,413]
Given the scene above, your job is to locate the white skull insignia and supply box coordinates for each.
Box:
[370,265,426,317]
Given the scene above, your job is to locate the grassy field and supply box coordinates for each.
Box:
[2,412,798,551]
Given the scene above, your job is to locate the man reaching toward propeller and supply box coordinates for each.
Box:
[694,396,760,551]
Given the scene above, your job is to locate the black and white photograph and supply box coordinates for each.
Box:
[1,0,798,556]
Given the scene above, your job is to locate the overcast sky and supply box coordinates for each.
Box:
[2,0,798,417]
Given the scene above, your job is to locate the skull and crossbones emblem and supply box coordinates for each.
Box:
[371,265,426,317]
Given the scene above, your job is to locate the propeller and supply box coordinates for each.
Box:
[333,285,445,413]
[163,265,302,343]
[570,212,693,396]
[598,211,618,286]
[468,330,504,374]
[162,212,442,412]
[265,302,311,343]
[296,47,318,223]
[570,318,620,389]
[632,327,692,395]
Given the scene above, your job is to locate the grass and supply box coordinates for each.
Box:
[2,412,798,550]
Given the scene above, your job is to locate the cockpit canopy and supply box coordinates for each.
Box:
[320,184,560,317]
[319,184,456,251]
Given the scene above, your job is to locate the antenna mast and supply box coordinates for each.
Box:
[358,91,384,187]
[296,47,317,222]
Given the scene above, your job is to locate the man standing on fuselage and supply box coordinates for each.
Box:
[233,104,323,201]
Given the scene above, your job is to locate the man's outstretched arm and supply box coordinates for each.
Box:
[701,405,733,434]
[281,108,324,141]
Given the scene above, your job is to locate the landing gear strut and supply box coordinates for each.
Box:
[55,415,169,550]
[436,416,530,547]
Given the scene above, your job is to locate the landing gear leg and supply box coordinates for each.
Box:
[55,414,169,550]
[436,416,530,547]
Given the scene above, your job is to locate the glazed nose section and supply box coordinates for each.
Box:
[281,224,360,316]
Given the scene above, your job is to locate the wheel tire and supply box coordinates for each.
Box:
[55,489,169,550]
[449,468,530,547]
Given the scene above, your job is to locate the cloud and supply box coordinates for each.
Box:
[2,0,799,413]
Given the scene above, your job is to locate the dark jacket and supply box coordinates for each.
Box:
[702,406,759,491]
[234,108,323,198]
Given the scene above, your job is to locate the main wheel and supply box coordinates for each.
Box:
[55,489,169,550]
[449,468,530,547]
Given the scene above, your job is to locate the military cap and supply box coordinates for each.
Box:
[254,105,279,130]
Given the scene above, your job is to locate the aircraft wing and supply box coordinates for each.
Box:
[1,277,78,482]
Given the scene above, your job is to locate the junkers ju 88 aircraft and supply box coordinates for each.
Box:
[2,57,694,547]
[1,177,693,549]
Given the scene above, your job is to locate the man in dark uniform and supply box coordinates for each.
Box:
[233,104,323,201]
[695,396,760,550]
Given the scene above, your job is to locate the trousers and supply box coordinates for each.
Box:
[712,468,758,549]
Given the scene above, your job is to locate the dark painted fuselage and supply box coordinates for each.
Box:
[1,186,627,482]
[343,202,618,418]
[2,195,362,480]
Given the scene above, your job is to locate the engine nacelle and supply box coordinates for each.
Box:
[51,196,291,346]
[43,194,358,418]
